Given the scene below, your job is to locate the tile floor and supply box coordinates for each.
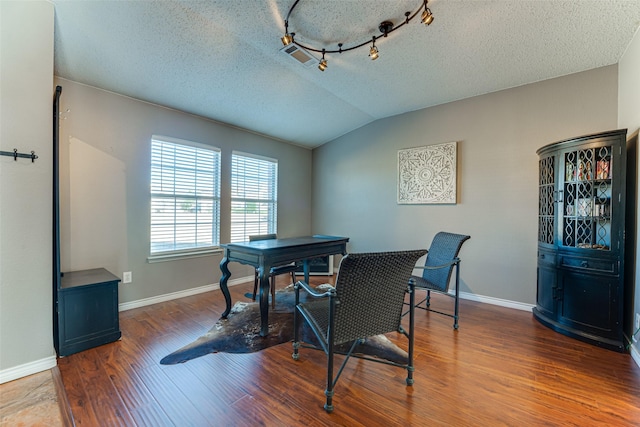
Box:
[0,370,64,426]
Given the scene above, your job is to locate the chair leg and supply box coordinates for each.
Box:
[325,345,335,412]
[407,280,415,386]
[453,262,460,330]
[453,288,459,329]
[426,290,431,307]
[292,287,300,361]
[324,295,337,413]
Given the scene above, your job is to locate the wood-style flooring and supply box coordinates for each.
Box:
[57,276,640,426]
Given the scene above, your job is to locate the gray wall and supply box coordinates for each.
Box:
[0,1,56,377]
[618,28,640,357]
[55,78,313,303]
[312,66,619,305]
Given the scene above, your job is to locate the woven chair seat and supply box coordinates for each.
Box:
[410,275,445,292]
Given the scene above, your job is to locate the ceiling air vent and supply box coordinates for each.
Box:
[280,44,318,68]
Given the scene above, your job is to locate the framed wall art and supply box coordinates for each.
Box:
[397,141,457,204]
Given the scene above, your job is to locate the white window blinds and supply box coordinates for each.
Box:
[150,137,220,254]
[230,152,278,243]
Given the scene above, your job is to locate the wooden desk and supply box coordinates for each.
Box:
[219,235,349,336]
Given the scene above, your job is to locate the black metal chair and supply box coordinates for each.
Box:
[404,232,470,329]
[249,234,297,308]
[292,250,427,413]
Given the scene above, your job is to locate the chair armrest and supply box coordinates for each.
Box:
[294,280,335,298]
[413,257,460,271]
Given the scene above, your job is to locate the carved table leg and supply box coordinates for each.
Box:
[258,265,270,336]
[219,255,232,318]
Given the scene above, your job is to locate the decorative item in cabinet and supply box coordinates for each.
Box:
[597,159,610,179]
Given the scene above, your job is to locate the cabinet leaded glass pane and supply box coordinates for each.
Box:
[562,146,612,250]
[538,156,555,244]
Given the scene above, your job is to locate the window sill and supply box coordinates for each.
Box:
[147,247,224,263]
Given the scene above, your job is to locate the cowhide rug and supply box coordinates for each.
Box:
[160,284,409,365]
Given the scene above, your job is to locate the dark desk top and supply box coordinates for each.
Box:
[221,235,349,253]
[60,268,120,289]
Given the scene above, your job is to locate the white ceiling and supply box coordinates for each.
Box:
[52,0,640,149]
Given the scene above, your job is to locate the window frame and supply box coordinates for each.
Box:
[148,135,221,262]
[230,151,279,243]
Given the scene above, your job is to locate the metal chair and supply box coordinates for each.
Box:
[249,234,297,308]
[405,232,470,329]
[292,250,427,413]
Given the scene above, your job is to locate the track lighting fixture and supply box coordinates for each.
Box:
[421,0,434,25]
[281,33,293,46]
[281,21,293,46]
[318,50,327,71]
[369,38,379,60]
[280,0,435,71]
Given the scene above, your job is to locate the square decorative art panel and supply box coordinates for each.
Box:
[397,142,457,204]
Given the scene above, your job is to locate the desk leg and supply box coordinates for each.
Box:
[219,256,232,318]
[258,266,270,337]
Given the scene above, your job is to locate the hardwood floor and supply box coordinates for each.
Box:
[57,276,640,426]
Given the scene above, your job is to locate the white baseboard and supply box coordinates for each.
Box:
[457,290,535,312]
[630,342,640,369]
[118,275,252,312]
[119,281,534,314]
[0,355,57,384]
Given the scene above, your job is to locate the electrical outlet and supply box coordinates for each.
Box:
[635,313,640,343]
[636,313,640,330]
[123,271,132,284]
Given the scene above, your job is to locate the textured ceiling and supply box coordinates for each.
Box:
[52,0,640,148]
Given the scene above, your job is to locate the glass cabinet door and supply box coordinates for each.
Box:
[538,155,555,245]
[561,145,612,250]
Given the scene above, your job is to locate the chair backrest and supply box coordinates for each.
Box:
[332,250,427,344]
[249,233,277,242]
[421,232,470,292]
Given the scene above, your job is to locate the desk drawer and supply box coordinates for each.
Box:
[560,255,618,274]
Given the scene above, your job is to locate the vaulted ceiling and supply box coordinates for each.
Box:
[52,1,640,148]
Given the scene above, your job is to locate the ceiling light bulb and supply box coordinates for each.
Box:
[281,33,293,46]
[369,45,379,60]
[318,58,327,71]
[421,9,434,25]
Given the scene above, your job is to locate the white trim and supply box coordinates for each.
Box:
[0,356,57,384]
[630,343,640,369]
[118,275,252,311]
[457,290,535,312]
[147,247,224,263]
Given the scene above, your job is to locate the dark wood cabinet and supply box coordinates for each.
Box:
[534,129,633,352]
[55,268,121,357]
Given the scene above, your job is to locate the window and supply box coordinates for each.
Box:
[150,136,220,255]
[230,152,278,242]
